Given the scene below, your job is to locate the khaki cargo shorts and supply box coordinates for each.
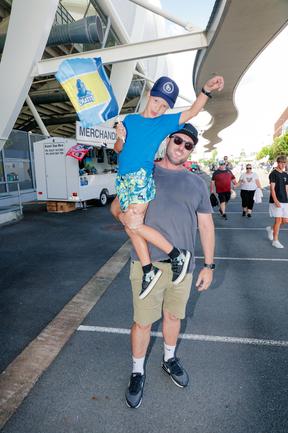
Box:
[129,260,193,326]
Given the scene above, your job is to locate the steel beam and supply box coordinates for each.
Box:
[34,31,207,77]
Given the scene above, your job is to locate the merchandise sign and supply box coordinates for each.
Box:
[76,121,116,149]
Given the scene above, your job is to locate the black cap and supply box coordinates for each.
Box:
[169,123,198,145]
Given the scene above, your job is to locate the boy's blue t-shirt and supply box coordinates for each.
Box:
[118,112,183,175]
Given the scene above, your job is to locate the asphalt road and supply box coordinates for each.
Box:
[1,187,288,433]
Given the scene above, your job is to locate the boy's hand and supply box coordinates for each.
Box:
[204,75,224,93]
[116,122,126,142]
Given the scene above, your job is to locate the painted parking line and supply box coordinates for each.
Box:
[214,227,288,230]
[77,325,288,348]
[0,240,131,430]
[195,256,288,262]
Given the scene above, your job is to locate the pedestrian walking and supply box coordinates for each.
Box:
[210,160,237,220]
[266,155,288,248]
[237,164,262,217]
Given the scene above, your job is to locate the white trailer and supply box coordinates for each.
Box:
[33,136,117,206]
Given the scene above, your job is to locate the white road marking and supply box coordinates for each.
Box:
[77,326,288,348]
[195,256,288,262]
[214,227,288,230]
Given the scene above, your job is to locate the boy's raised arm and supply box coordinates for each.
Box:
[179,75,224,124]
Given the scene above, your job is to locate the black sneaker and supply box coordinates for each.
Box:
[139,266,162,299]
[125,373,145,408]
[171,249,191,285]
[247,213,252,218]
[242,211,246,216]
[222,213,228,220]
[161,357,189,388]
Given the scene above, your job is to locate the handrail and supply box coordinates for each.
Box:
[0,181,23,215]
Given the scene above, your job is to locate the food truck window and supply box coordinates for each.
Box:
[107,149,117,165]
[96,147,104,163]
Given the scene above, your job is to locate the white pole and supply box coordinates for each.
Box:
[26,96,50,137]
[126,0,201,32]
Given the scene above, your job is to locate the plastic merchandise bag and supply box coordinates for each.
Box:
[254,187,263,204]
[230,189,237,199]
[210,193,219,207]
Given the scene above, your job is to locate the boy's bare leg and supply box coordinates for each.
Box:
[123,203,173,254]
[110,197,151,266]
[111,198,173,255]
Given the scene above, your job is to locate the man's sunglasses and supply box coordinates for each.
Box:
[246,166,252,169]
[171,135,195,151]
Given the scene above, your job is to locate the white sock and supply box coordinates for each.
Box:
[164,343,176,361]
[132,356,145,375]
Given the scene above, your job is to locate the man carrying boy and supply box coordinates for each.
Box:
[122,123,215,408]
[112,75,224,298]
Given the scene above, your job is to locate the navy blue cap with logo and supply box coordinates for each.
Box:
[150,76,179,108]
[169,123,199,145]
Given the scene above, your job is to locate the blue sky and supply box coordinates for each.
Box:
[160,0,215,29]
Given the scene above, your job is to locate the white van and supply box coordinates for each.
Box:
[33,137,117,206]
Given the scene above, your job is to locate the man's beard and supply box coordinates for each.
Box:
[166,148,187,166]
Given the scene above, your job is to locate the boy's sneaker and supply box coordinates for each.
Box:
[125,373,145,409]
[139,266,162,299]
[161,357,189,388]
[266,226,273,241]
[272,240,284,249]
[171,249,191,285]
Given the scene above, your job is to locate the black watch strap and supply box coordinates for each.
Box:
[204,263,215,270]
[201,87,212,98]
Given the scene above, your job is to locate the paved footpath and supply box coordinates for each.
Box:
[0,189,288,433]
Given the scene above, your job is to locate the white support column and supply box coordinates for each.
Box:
[110,61,138,114]
[26,96,50,137]
[109,2,145,114]
[0,0,59,151]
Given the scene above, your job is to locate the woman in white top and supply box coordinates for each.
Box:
[237,164,262,217]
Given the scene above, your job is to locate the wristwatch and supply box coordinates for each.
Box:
[201,87,212,98]
[203,263,215,270]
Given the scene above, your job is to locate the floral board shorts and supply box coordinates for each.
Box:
[116,168,156,211]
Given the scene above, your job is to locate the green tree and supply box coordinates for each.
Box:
[256,133,288,161]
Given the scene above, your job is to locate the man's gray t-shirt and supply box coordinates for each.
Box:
[131,164,212,272]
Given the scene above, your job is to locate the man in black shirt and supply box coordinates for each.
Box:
[266,155,288,248]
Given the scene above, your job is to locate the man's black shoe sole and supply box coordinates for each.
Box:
[172,250,191,285]
[139,269,162,299]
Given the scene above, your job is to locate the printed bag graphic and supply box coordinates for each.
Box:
[55,57,119,127]
[66,143,93,161]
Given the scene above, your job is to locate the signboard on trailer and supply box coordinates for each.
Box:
[76,122,116,149]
